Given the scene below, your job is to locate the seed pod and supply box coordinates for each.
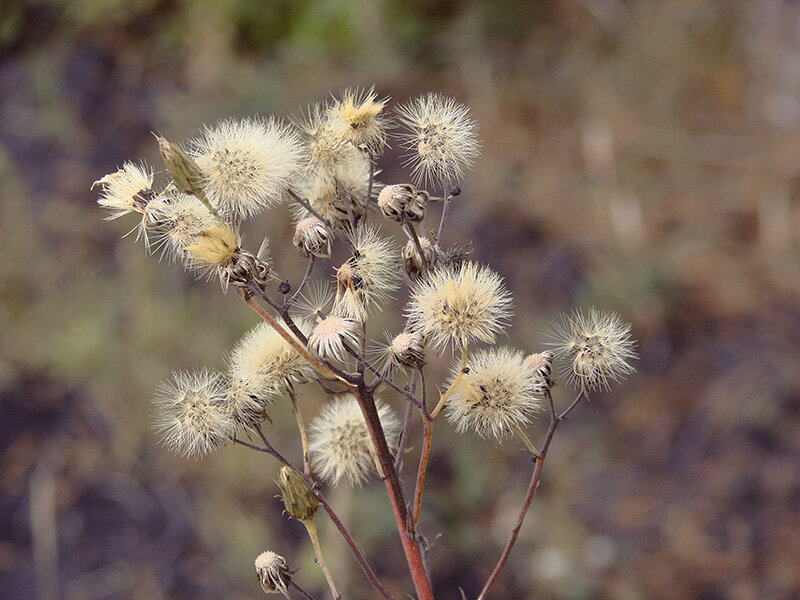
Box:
[391,331,426,369]
[402,237,435,280]
[254,550,293,595]
[377,184,411,221]
[277,466,319,522]
[156,135,206,199]
[293,217,331,258]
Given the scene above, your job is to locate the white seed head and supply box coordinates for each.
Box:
[153,369,234,458]
[150,188,217,262]
[293,217,331,258]
[191,117,305,220]
[184,223,240,279]
[329,86,389,155]
[406,261,513,350]
[549,308,637,391]
[396,93,480,186]
[93,162,154,220]
[308,395,400,487]
[225,376,269,432]
[446,347,544,440]
[228,322,313,398]
[390,331,426,369]
[334,226,401,319]
[254,550,293,595]
[307,315,362,362]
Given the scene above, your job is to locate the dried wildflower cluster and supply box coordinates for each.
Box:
[94,87,637,600]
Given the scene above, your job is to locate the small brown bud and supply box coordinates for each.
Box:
[155,135,205,198]
[377,184,410,221]
[277,466,318,522]
[402,237,435,280]
[293,217,331,258]
[391,331,426,369]
[254,550,293,595]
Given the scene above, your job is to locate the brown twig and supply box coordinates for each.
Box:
[412,414,433,529]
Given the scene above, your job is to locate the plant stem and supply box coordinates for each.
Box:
[434,189,452,250]
[290,581,318,600]
[287,256,316,308]
[303,518,340,600]
[412,415,433,528]
[513,425,541,458]
[430,344,468,419]
[287,384,311,477]
[353,385,434,600]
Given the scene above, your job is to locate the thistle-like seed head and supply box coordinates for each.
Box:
[308,395,400,487]
[254,550,293,595]
[377,183,427,222]
[307,315,362,362]
[445,347,544,440]
[549,308,637,391]
[93,162,155,220]
[329,86,389,155]
[396,93,481,186]
[150,188,217,262]
[277,466,319,522]
[405,261,513,351]
[153,369,234,458]
[224,377,269,432]
[402,237,435,280]
[190,117,305,220]
[390,331,426,369]
[185,223,240,275]
[293,217,331,258]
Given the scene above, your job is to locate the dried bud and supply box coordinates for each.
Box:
[308,315,362,362]
[156,134,205,199]
[254,550,293,595]
[524,351,554,394]
[277,466,319,522]
[377,183,429,223]
[391,331,426,369]
[402,237,435,280]
[293,217,331,258]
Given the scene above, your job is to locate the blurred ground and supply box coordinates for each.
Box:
[1,1,800,599]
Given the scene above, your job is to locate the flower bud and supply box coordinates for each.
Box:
[391,331,426,369]
[402,237,435,280]
[155,134,205,199]
[277,466,318,522]
[377,184,410,221]
[254,550,293,595]
[524,350,554,394]
[293,217,331,258]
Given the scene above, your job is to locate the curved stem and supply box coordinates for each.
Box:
[287,384,311,477]
[430,344,468,420]
[513,425,541,459]
[412,415,433,528]
[303,518,340,600]
[290,581,318,600]
[287,256,316,308]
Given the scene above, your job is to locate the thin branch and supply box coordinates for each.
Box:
[230,435,296,472]
[290,581,318,600]
[286,256,316,308]
[412,415,433,529]
[395,369,419,472]
[287,383,311,478]
[434,188,457,250]
[558,388,587,421]
[303,518,340,600]
[288,188,331,227]
[430,344,468,419]
[403,214,429,274]
[345,344,424,411]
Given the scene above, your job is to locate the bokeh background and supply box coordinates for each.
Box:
[2,1,800,599]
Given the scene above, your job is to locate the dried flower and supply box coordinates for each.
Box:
[150,188,217,262]
[329,86,389,155]
[396,93,480,186]
[293,280,334,323]
[153,369,234,458]
[446,347,543,440]
[402,237,435,280]
[293,217,331,258]
[377,183,428,223]
[308,395,400,487]
[307,315,362,362]
[191,117,305,220]
[254,550,293,595]
[523,351,555,396]
[334,226,401,319]
[549,308,637,391]
[185,223,240,275]
[390,331,426,369]
[277,466,319,522]
[224,376,269,431]
[406,261,513,350]
[93,162,155,220]
[228,322,313,397]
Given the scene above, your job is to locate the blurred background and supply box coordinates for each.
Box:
[2,1,800,599]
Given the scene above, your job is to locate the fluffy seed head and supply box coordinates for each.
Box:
[150,188,217,262]
[307,315,362,362]
[549,308,637,391]
[93,162,155,220]
[334,226,401,319]
[293,217,332,258]
[406,261,513,350]
[153,369,234,458]
[185,223,240,274]
[402,237,434,280]
[524,351,555,395]
[254,551,293,595]
[396,93,480,186]
[329,87,389,155]
[228,322,313,398]
[390,331,426,369]
[446,347,544,440]
[308,395,400,487]
[191,117,305,220]
[277,465,319,522]
[224,376,268,432]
